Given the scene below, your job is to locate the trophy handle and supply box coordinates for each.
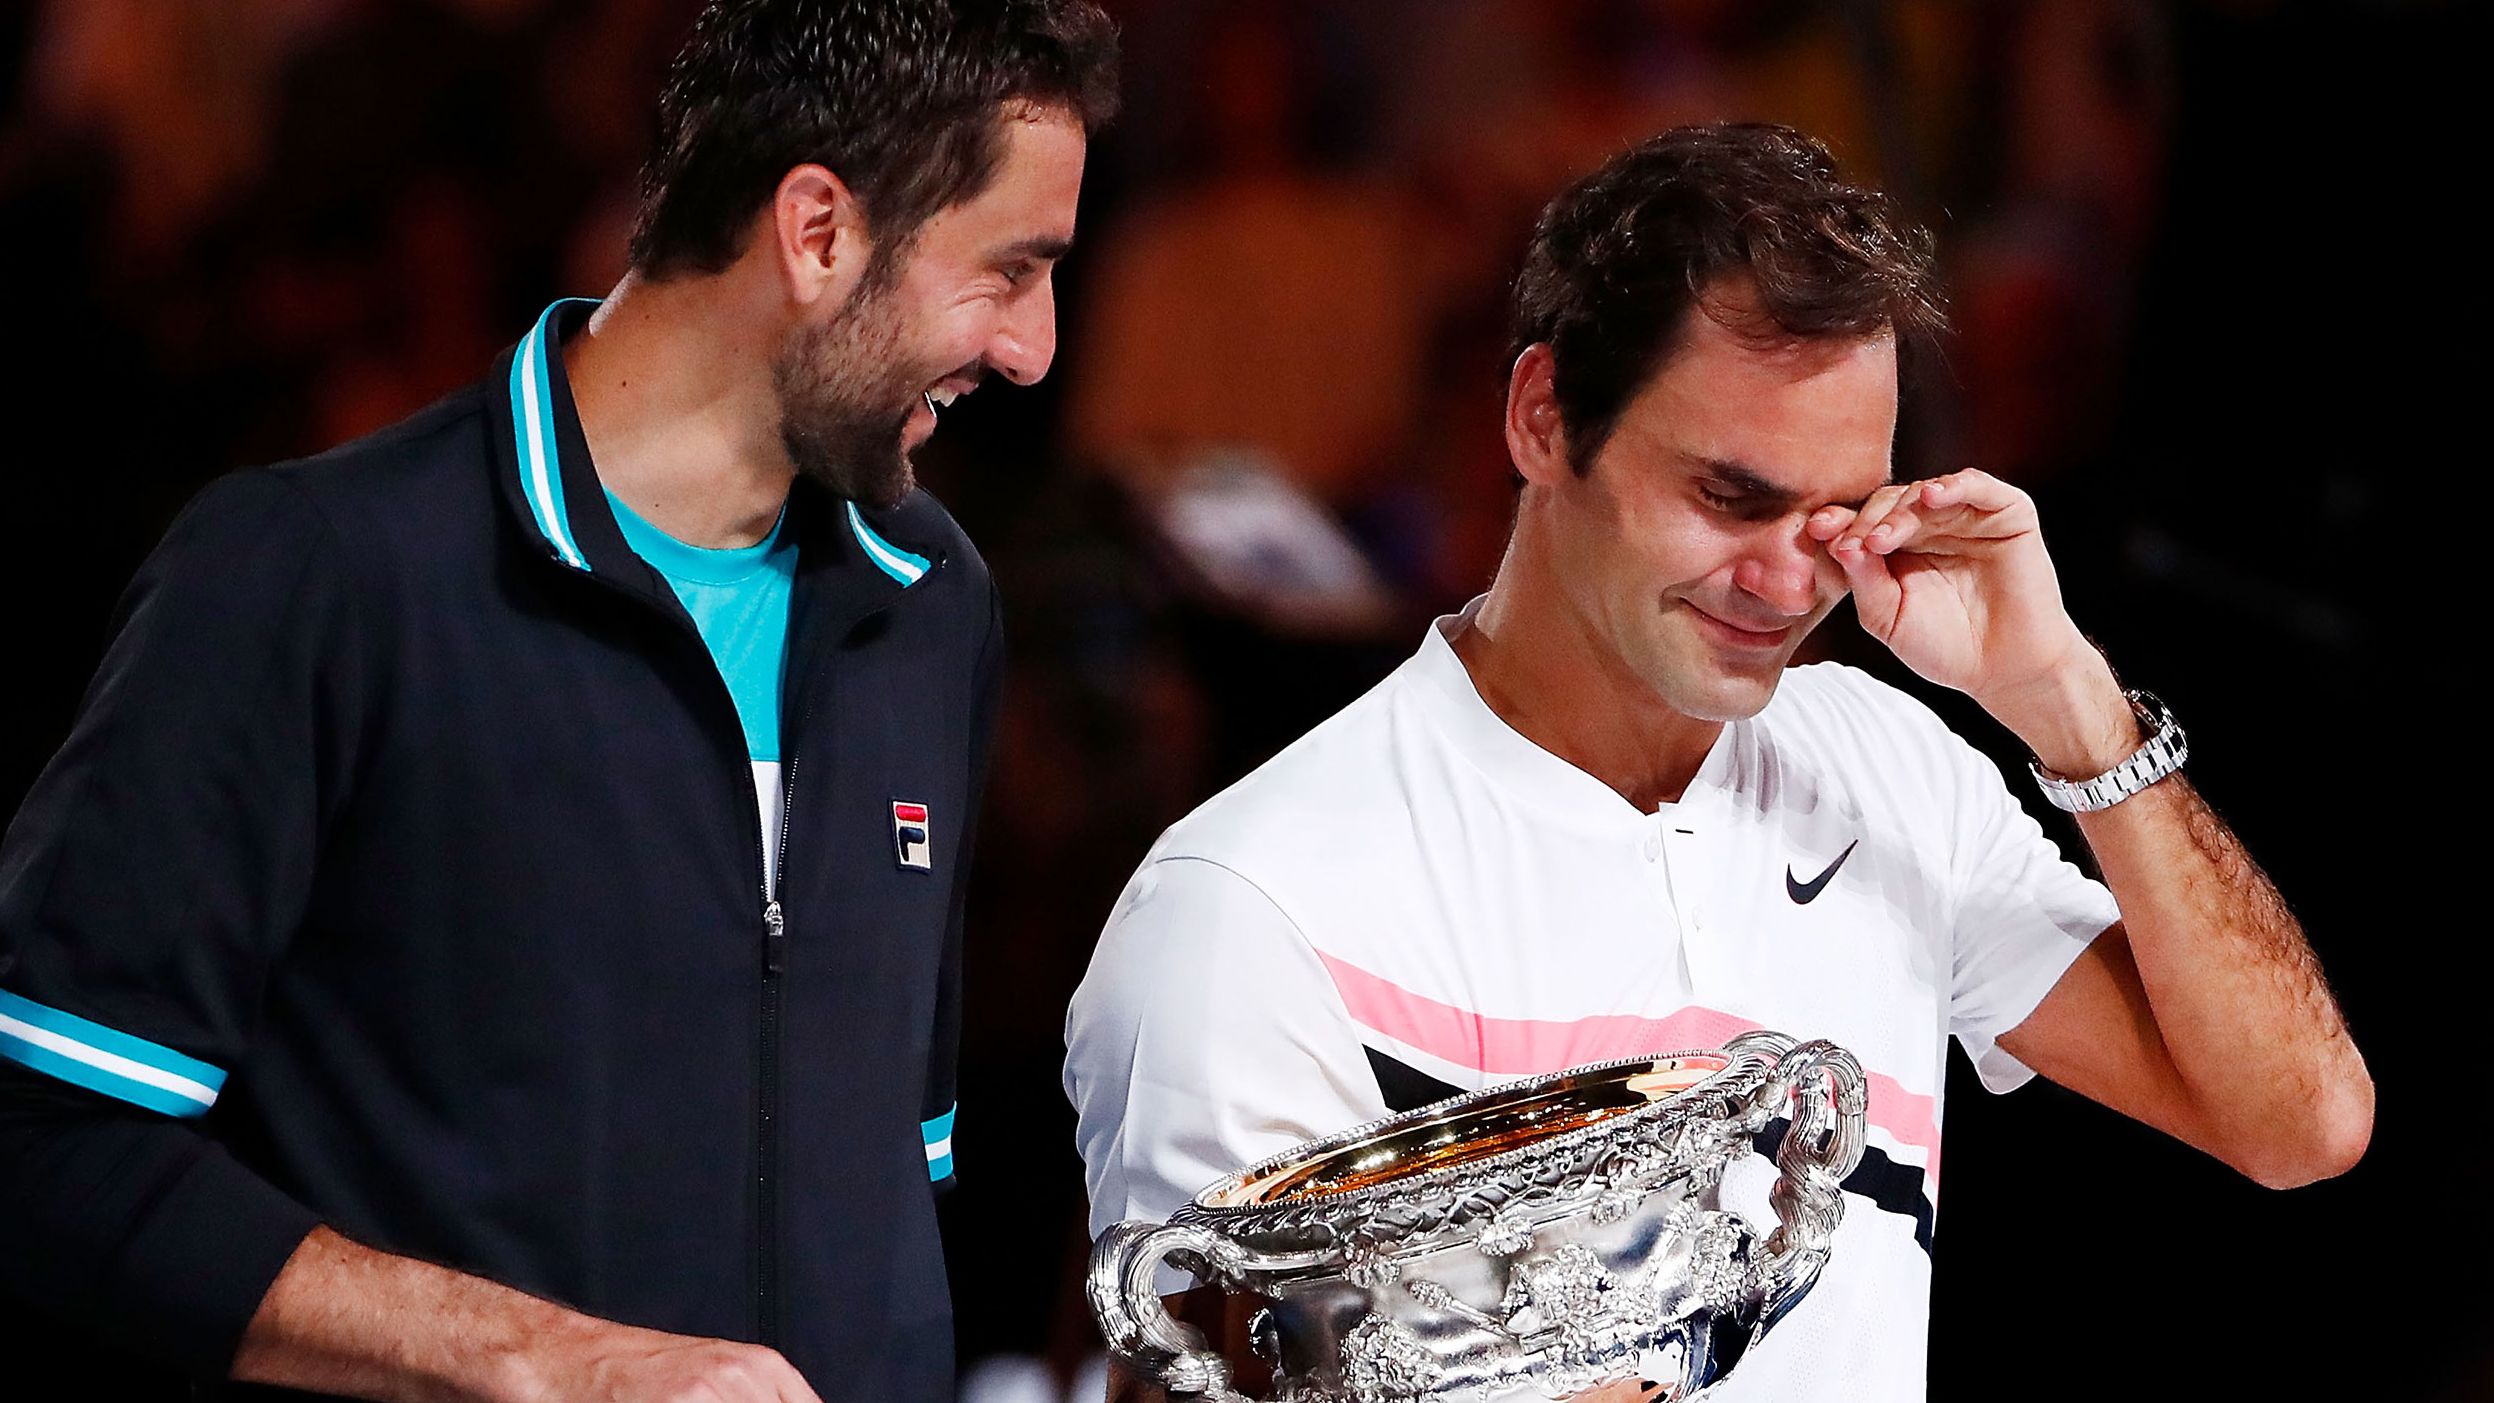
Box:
[1753,1039,1868,1287]
[1086,1220,1261,1402]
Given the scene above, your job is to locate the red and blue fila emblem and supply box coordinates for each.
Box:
[892,801,932,871]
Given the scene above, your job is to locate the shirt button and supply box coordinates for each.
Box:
[1643,833,1663,861]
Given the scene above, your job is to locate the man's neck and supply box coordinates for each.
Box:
[1450,549,1724,815]
[563,272,795,549]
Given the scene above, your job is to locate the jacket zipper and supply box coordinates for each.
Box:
[751,558,944,1345]
[756,748,796,1347]
[562,563,796,1346]
[548,543,938,1351]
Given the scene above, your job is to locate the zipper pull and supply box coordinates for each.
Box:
[763,900,787,976]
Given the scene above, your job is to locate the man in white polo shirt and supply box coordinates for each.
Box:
[1064,123,2372,1401]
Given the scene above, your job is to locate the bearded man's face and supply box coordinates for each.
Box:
[772,108,1089,507]
[773,273,970,508]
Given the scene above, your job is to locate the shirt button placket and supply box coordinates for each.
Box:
[1655,820,1719,998]
[1639,818,1688,991]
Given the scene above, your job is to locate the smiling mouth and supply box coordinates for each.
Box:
[1688,603,1795,645]
[921,374,978,424]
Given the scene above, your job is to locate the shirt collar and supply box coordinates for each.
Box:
[1406,596,1738,834]
[487,297,942,596]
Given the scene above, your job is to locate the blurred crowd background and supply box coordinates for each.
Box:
[0,1,2476,1399]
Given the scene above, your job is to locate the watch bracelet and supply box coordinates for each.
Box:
[2028,689,2186,813]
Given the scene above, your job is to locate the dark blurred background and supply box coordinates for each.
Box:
[0,1,2477,1399]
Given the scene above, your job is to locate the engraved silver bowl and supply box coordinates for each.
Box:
[1088,1030,1866,1402]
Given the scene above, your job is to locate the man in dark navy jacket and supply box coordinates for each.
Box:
[0,3,1117,1399]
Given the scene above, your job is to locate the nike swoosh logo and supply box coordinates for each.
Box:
[1786,840,1859,904]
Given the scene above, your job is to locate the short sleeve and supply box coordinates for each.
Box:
[1063,855,1383,1289]
[1943,737,2121,1094]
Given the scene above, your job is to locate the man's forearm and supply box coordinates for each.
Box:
[2071,772,2372,1186]
[233,1227,821,1403]
[233,1226,575,1403]
[1993,655,2371,1186]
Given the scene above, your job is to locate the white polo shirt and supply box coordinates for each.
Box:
[1063,604,2118,1401]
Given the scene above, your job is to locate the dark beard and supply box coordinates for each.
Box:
[773,283,924,509]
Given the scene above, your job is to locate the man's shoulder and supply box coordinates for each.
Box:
[205,384,504,576]
[150,387,494,583]
[1764,660,1971,753]
[1760,661,2001,824]
[262,383,497,509]
[1151,656,1433,879]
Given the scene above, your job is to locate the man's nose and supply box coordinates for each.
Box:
[986,279,1057,387]
[1732,527,1823,617]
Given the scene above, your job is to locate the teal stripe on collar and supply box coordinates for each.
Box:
[508,298,601,571]
[845,501,930,585]
[0,989,225,1119]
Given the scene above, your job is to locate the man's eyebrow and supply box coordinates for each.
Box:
[988,234,1074,266]
[1685,455,1885,511]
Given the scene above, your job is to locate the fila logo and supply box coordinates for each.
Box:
[892,801,932,872]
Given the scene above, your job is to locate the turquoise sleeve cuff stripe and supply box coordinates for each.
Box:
[922,1104,956,1182]
[0,989,225,1118]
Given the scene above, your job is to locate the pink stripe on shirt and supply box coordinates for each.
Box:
[1314,949,1943,1190]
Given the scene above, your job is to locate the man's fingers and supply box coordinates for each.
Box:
[1917,468,2021,513]
[1831,528,1902,636]
[1915,471,2035,539]
[1858,476,2037,556]
[1862,501,1929,555]
[1833,483,1915,552]
[1818,472,2029,563]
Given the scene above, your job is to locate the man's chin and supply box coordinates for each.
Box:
[1669,683,1777,724]
[1643,655,1786,724]
[796,452,913,509]
[857,463,916,509]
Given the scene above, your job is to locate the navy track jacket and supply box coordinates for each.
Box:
[0,302,997,1399]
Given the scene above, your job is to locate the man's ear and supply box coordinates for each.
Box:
[1504,343,1575,487]
[768,163,874,308]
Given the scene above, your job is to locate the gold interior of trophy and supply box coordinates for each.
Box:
[1208,1055,1725,1207]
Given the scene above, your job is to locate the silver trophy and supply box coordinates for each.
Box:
[1089,1030,1866,1402]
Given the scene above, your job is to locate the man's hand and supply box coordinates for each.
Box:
[1806,469,2136,775]
[495,1316,822,1403]
[234,1226,823,1403]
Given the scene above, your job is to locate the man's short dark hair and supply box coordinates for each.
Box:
[1509,123,1945,474]
[630,0,1120,281]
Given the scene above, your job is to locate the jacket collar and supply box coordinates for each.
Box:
[486,298,944,607]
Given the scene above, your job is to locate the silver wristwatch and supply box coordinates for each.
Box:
[2028,690,2186,813]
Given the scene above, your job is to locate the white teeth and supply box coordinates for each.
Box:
[932,387,960,407]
